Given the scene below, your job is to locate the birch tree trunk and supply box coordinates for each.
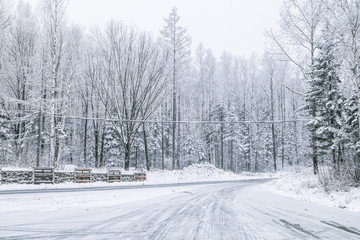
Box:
[48,0,66,168]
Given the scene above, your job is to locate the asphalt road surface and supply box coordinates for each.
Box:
[0,179,360,239]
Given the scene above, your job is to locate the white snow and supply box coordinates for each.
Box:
[263,167,360,213]
[0,163,269,191]
[1,163,359,214]
[2,166,33,172]
[1,172,360,239]
[62,164,78,172]
[147,162,269,184]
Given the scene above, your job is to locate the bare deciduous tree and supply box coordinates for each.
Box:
[96,22,170,170]
[161,7,191,170]
[266,0,325,174]
[44,0,68,168]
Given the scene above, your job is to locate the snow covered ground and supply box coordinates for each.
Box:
[1,163,359,214]
[1,177,360,239]
[0,163,270,191]
[1,164,360,239]
[263,167,360,213]
[146,163,270,184]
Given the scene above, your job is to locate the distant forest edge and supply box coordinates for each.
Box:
[0,0,359,187]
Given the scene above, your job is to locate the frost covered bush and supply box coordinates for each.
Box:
[318,166,354,192]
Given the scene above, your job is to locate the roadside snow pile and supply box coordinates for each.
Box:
[146,162,262,184]
[180,163,229,178]
[263,167,360,212]
[62,165,77,172]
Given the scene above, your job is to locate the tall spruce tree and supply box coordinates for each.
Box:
[317,39,343,168]
[344,94,360,181]
[303,60,324,174]
[304,34,343,170]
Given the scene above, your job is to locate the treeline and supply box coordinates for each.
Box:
[267,0,360,184]
[0,0,359,184]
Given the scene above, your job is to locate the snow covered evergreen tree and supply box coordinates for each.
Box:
[343,94,360,181]
[104,122,122,168]
[314,37,344,169]
[0,100,11,163]
[304,31,344,171]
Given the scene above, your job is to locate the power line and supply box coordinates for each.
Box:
[1,111,311,124]
[62,115,311,124]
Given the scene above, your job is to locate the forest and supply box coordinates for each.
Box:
[0,0,359,186]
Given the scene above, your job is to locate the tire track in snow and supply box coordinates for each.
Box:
[2,180,360,239]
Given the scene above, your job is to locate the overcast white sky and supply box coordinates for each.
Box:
[28,0,283,58]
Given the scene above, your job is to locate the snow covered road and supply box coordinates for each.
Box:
[1,179,360,239]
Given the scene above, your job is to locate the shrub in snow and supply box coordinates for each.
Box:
[318,166,354,192]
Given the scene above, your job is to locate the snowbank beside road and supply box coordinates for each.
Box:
[263,167,360,213]
[0,163,269,191]
[2,164,359,213]
[147,163,267,184]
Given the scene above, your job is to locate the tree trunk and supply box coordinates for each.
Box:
[255,123,260,172]
[311,132,318,174]
[270,76,277,171]
[83,110,88,167]
[99,99,108,168]
[248,123,252,171]
[310,29,318,175]
[176,93,181,169]
[281,85,286,168]
[172,48,176,170]
[143,122,150,171]
[220,117,224,170]
[135,145,138,169]
[293,98,299,165]
[69,122,74,164]
[99,125,106,168]
[310,100,319,175]
[124,142,131,170]
[92,95,100,168]
[50,2,59,168]
[36,79,43,167]
[36,108,42,167]
[94,127,99,168]
[230,140,233,172]
[161,120,165,170]
[124,130,132,170]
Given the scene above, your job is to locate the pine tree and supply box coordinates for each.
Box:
[104,123,122,168]
[149,122,162,169]
[0,100,11,163]
[343,94,360,181]
[315,39,344,168]
[210,103,227,169]
[304,34,344,171]
[236,109,251,171]
[224,106,239,172]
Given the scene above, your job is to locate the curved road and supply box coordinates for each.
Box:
[0,179,360,239]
